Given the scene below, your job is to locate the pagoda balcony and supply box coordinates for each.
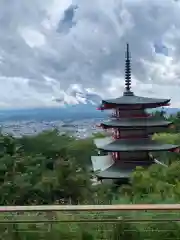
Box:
[111,150,151,161]
[98,126,170,137]
[109,113,151,119]
[111,135,149,140]
[100,118,172,129]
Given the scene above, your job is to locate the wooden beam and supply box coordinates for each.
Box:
[0,204,180,212]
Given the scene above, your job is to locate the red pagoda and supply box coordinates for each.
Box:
[91,44,179,183]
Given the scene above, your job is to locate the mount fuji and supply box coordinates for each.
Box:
[0,91,105,122]
[0,89,178,122]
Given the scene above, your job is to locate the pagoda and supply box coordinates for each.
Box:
[91,44,179,184]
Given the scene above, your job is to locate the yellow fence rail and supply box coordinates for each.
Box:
[1,204,180,212]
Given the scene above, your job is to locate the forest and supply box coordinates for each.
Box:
[1,111,180,239]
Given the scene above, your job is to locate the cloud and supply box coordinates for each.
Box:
[0,0,180,108]
[19,28,46,48]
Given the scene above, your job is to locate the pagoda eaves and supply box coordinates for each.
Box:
[98,138,178,152]
[100,118,172,128]
[102,95,170,107]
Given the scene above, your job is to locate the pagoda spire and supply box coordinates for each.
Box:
[123,43,134,96]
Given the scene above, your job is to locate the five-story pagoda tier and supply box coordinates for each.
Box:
[91,44,179,183]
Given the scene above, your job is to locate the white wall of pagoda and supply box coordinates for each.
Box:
[94,137,113,148]
[91,155,114,172]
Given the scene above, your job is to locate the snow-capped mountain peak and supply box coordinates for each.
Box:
[54,86,102,106]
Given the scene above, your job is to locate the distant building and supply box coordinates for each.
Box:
[91,44,179,184]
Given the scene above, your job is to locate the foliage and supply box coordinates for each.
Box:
[0,130,112,205]
[1,111,180,238]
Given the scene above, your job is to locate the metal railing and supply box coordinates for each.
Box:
[0,204,180,239]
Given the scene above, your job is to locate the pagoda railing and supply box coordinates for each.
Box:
[0,204,180,239]
[109,113,151,119]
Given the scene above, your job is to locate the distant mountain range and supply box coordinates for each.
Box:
[0,104,105,122]
[0,91,105,122]
[0,103,179,122]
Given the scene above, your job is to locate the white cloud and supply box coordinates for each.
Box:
[0,0,180,108]
[19,28,46,48]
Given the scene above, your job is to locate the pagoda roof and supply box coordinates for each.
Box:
[102,44,171,108]
[98,138,178,152]
[101,117,172,128]
[96,160,153,179]
[102,95,170,106]
[96,158,166,179]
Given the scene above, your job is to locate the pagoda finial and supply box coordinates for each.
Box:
[123,43,134,96]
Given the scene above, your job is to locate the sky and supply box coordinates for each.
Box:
[0,0,180,108]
